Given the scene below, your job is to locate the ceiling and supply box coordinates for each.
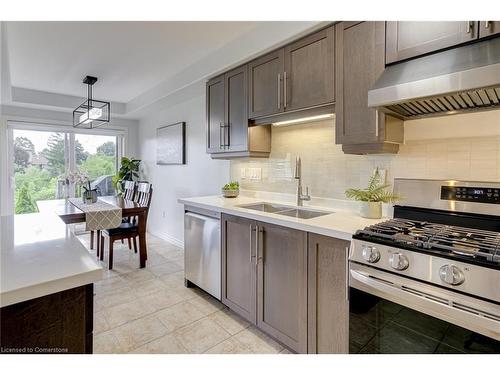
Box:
[1,21,324,118]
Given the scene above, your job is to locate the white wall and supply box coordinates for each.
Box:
[0,104,139,215]
[137,83,229,246]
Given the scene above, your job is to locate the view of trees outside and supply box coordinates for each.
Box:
[13,130,117,214]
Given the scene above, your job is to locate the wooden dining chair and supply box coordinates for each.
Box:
[91,180,136,255]
[100,183,153,270]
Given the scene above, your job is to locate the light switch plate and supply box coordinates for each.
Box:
[248,167,262,180]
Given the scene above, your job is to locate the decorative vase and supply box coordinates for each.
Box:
[82,189,98,204]
[360,201,382,219]
[222,188,239,198]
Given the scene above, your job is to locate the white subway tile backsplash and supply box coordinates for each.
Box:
[230,119,500,200]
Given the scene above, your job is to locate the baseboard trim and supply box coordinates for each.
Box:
[147,229,184,248]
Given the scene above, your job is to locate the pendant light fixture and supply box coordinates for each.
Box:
[73,75,110,128]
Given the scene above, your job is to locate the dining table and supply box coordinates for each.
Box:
[36,196,149,268]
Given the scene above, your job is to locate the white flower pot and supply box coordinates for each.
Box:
[360,201,382,219]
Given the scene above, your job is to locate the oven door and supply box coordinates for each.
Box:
[349,262,500,354]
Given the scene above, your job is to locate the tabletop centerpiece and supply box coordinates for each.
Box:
[222,181,240,198]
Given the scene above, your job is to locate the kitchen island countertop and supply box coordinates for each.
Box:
[179,195,387,241]
[0,212,102,307]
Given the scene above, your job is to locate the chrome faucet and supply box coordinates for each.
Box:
[294,156,311,206]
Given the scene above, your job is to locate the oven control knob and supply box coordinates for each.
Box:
[362,245,380,263]
[439,265,465,285]
[389,252,409,270]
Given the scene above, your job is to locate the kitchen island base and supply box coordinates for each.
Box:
[0,284,94,354]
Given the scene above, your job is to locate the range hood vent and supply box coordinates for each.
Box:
[368,37,500,120]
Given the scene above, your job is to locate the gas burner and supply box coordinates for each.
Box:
[356,218,500,265]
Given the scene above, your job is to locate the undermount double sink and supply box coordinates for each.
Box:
[237,202,333,219]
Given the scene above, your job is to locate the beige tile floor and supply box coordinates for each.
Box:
[77,233,290,354]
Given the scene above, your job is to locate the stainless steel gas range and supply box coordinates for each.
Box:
[348,179,500,354]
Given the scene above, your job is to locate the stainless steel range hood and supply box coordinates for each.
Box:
[368,38,500,120]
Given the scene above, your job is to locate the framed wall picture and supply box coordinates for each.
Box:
[156,122,186,165]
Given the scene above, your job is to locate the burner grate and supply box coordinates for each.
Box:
[357,218,500,264]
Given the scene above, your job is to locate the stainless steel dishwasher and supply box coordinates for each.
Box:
[184,206,221,300]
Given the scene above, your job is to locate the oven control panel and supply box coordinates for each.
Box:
[441,186,500,204]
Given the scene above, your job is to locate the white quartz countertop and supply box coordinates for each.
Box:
[0,213,102,307]
[178,195,387,241]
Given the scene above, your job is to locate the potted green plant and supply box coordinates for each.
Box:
[222,181,240,198]
[345,169,401,219]
[112,157,141,196]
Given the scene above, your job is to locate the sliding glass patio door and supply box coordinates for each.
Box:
[12,129,68,214]
[10,123,123,214]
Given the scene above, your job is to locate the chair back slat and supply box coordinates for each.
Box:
[134,182,152,208]
[123,180,136,200]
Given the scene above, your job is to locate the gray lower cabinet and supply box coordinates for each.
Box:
[221,214,257,324]
[221,214,349,354]
[335,21,403,154]
[479,21,500,39]
[256,222,308,353]
[307,233,349,354]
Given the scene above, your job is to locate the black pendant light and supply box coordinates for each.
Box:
[73,75,110,128]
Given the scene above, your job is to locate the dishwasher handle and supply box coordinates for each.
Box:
[185,211,220,221]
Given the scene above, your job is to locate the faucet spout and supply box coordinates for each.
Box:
[294,156,311,206]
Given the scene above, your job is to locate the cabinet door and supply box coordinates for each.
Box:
[248,49,284,119]
[284,26,335,111]
[256,222,307,353]
[206,75,225,153]
[479,21,500,38]
[221,214,257,324]
[335,21,385,145]
[307,234,349,354]
[224,65,248,152]
[386,21,478,64]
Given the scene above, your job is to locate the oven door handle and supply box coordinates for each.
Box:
[350,268,500,340]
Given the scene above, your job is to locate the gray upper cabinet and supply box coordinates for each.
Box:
[224,65,248,152]
[307,234,349,354]
[248,50,285,119]
[386,21,479,64]
[206,74,225,153]
[221,214,257,324]
[248,26,335,121]
[335,21,403,154]
[256,222,308,353]
[479,21,500,39]
[207,65,271,159]
[284,26,335,112]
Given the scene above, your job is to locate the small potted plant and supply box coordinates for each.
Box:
[222,181,240,198]
[345,169,401,219]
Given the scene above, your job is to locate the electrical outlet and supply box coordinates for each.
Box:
[162,211,166,219]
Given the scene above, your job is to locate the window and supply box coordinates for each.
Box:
[9,122,124,214]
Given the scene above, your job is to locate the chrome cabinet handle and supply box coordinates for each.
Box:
[485,21,491,29]
[375,110,379,138]
[219,122,223,149]
[257,227,264,262]
[466,21,473,34]
[277,73,281,109]
[283,71,287,108]
[226,122,230,149]
[250,225,256,264]
[345,246,350,301]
